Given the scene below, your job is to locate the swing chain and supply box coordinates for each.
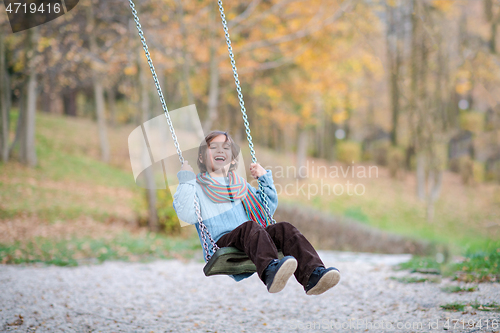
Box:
[129,0,276,263]
[217,0,276,225]
[258,182,276,225]
[129,0,216,259]
[195,197,219,261]
[128,0,184,165]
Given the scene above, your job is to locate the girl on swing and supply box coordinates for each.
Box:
[173,131,340,295]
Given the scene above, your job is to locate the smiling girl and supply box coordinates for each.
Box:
[173,131,340,295]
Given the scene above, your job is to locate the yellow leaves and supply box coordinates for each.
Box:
[37,37,51,53]
[471,51,500,83]
[361,54,384,78]
[254,85,283,101]
[456,68,470,80]
[455,68,472,94]
[124,66,137,76]
[267,87,283,100]
[13,53,26,73]
[455,81,471,95]
[387,0,397,8]
[348,59,363,74]
[432,0,455,12]
[460,111,484,133]
[226,12,237,22]
[225,91,239,107]
[264,107,300,129]
[332,110,348,124]
[300,103,314,121]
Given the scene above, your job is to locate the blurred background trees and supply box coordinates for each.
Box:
[1,0,499,230]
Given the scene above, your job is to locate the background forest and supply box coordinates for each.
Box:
[0,0,499,279]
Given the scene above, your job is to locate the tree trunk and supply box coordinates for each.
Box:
[152,65,164,115]
[21,28,38,167]
[296,127,309,179]
[283,125,292,155]
[411,0,427,202]
[325,121,336,161]
[313,92,324,158]
[107,87,116,127]
[203,2,220,133]
[484,0,498,53]
[175,0,194,106]
[9,86,25,158]
[88,1,110,163]
[408,0,419,167]
[41,91,52,113]
[25,74,38,167]
[387,2,402,146]
[344,91,352,140]
[139,51,159,233]
[490,20,497,54]
[144,169,159,232]
[62,89,78,116]
[390,45,401,146]
[139,58,151,123]
[426,169,443,222]
[416,152,426,201]
[0,32,9,162]
[93,81,110,162]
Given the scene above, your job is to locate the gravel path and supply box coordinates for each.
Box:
[1,251,499,332]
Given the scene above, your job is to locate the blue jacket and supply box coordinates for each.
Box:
[172,169,278,280]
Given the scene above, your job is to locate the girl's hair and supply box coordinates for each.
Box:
[197,131,240,174]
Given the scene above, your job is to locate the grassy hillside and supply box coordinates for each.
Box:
[1,111,137,222]
[0,111,200,265]
[253,144,500,253]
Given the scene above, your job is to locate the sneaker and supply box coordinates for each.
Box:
[263,256,298,293]
[304,267,340,295]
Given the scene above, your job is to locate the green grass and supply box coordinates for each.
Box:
[395,256,442,272]
[344,206,370,224]
[0,231,201,266]
[451,240,500,280]
[288,194,494,253]
[440,302,466,311]
[0,111,140,223]
[441,301,500,312]
[440,285,477,293]
[470,301,500,312]
[6,110,135,187]
[389,276,441,283]
[0,185,119,222]
[35,129,134,188]
[276,156,500,254]
[395,240,500,283]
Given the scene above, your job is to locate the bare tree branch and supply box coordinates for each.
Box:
[231,0,306,35]
[227,0,263,29]
[231,0,355,55]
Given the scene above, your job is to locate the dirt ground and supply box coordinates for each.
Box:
[2,251,499,332]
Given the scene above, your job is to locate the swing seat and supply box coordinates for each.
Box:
[203,247,284,277]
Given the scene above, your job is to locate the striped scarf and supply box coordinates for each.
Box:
[196,171,271,227]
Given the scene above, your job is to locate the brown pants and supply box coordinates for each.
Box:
[216,221,324,287]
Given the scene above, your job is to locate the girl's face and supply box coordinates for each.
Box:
[201,134,233,174]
